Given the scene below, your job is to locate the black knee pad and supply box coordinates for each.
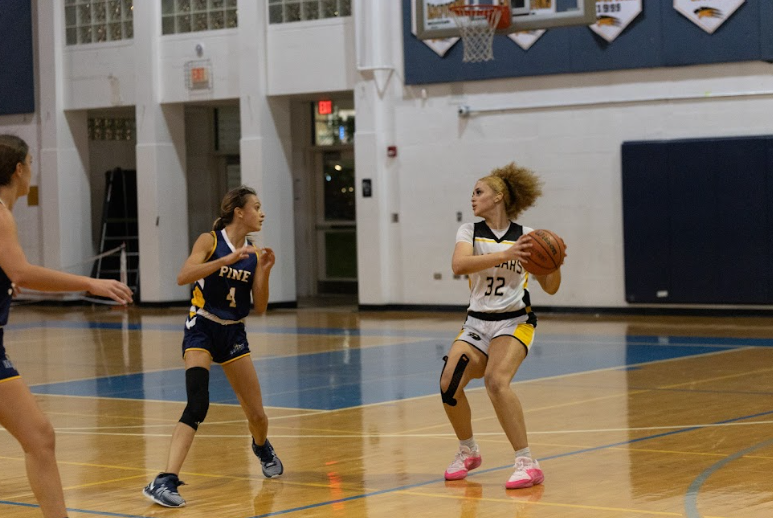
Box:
[440,354,469,407]
[180,367,210,430]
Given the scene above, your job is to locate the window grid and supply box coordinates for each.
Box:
[65,0,134,46]
[162,0,238,35]
[268,0,351,24]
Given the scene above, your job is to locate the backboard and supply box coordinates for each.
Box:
[414,0,597,39]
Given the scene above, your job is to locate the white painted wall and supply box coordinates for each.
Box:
[267,17,357,95]
[64,43,136,109]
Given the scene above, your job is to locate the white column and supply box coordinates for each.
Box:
[237,0,296,304]
[353,0,402,305]
[133,2,190,302]
[37,2,93,275]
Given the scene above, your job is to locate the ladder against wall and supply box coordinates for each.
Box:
[92,168,140,299]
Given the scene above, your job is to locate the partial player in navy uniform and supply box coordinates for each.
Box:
[143,186,280,508]
[439,163,565,490]
[0,135,133,518]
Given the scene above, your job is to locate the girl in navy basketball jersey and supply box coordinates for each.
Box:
[440,163,565,490]
[144,186,281,508]
[0,135,133,518]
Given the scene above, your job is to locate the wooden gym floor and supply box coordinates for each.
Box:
[1,304,773,517]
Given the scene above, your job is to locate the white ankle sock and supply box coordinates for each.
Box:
[515,446,531,459]
[460,437,477,451]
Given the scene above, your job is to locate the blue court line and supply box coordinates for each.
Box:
[684,437,773,518]
[246,408,773,518]
[0,499,152,518]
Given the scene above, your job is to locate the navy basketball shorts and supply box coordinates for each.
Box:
[181,315,251,364]
[0,329,21,383]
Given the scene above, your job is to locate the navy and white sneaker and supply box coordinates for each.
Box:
[143,473,186,507]
[252,438,284,478]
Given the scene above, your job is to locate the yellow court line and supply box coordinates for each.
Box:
[397,489,729,518]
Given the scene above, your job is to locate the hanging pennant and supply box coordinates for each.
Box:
[412,0,460,57]
[589,0,642,43]
[673,0,745,34]
[507,30,547,51]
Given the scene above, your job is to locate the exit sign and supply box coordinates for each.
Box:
[318,100,333,115]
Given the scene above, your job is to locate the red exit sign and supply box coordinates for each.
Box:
[190,67,208,85]
[318,100,333,115]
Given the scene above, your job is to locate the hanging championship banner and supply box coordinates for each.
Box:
[412,0,460,57]
[589,0,642,43]
[673,0,745,34]
[507,30,547,51]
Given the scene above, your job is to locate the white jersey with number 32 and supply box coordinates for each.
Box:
[456,221,534,314]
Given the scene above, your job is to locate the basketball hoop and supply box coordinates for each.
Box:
[449,4,511,63]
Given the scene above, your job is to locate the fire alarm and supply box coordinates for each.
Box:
[387,145,397,157]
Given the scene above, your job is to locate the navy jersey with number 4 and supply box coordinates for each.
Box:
[189,229,258,322]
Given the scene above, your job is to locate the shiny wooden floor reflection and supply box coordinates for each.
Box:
[2,304,773,517]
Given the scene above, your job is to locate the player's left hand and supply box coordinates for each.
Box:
[257,247,275,270]
[11,282,21,298]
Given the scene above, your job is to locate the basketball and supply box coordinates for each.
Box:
[522,229,565,275]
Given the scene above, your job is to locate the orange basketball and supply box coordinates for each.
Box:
[522,229,565,276]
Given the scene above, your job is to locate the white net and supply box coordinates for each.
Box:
[450,6,506,63]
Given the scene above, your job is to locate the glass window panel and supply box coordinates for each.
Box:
[193,0,207,12]
[95,24,108,42]
[177,14,192,32]
[66,0,77,5]
[66,27,78,45]
[339,0,351,16]
[325,231,357,279]
[123,0,133,19]
[78,4,92,24]
[194,12,208,31]
[209,10,224,29]
[302,1,319,20]
[162,0,175,15]
[109,22,122,40]
[65,6,77,26]
[285,2,301,22]
[209,0,224,8]
[108,0,121,21]
[226,8,238,27]
[268,4,283,23]
[176,0,191,12]
[321,0,337,18]
[226,0,236,6]
[124,21,133,38]
[93,1,107,22]
[322,156,355,221]
[162,16,175,34]
[79,25,93,44]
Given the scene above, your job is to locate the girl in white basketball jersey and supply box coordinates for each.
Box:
[440,163,564,489]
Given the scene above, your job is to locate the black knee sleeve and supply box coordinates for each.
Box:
[180,367,210,430]
[440,354,469,407]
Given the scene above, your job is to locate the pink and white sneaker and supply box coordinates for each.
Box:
[505,456,544,489]
[444,445,482,481]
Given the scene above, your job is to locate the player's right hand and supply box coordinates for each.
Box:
[88,279,133,305]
